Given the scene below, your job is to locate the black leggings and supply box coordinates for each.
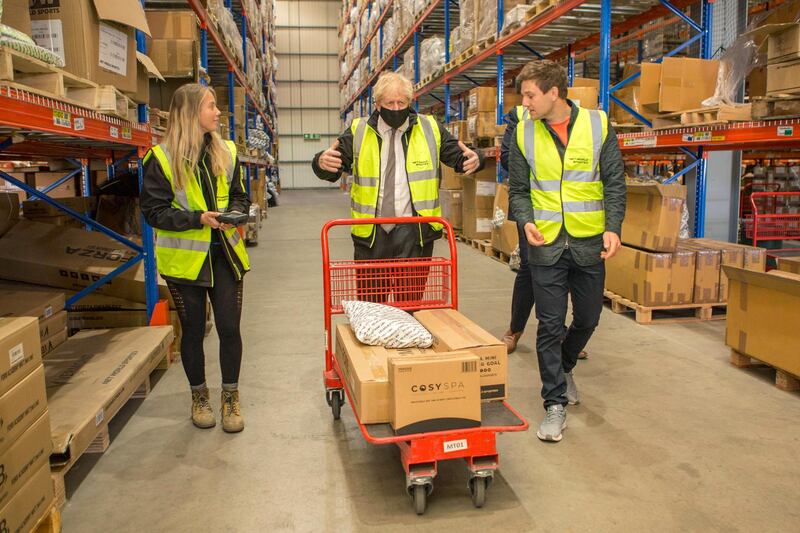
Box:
[167,246,244,387]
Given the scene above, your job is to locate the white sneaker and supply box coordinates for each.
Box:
[537,404,567,442]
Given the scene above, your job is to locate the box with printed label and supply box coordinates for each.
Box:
[413,309,507,400]
[0,463,53,533]
[467,112,506,140]
[0,412,51,509]
[0,282,65,321]
[0,317,41,399]
[41,327,68,358]
[389,351,481,435]
[604,245,673,306]
[0,365,47,455]
[622,183,686,252]
[38,311,68,343]
[446,120,469,143]
[725,268,800,377]
[45,327,173,467]
[334,323,437,424]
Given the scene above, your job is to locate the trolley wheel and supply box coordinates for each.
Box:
[326,389,344,420]
[469,476,488,508]
[412,484,427,515]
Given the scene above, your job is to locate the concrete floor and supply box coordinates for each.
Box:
[63,189,800,532]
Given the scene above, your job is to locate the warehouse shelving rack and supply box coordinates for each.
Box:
[0,0,277,320]
[338,0,800,237]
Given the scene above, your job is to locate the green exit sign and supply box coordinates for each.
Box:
[304,133,321,140]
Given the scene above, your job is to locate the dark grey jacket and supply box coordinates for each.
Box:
[508,101,626,267]
[312,108,484,246]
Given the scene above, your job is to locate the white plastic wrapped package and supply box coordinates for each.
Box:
[492,206,506,228]
[477,0,499,42]
[342,301,434,349]
[399,1,414,38]
[383,16,396,57]
[420,36,445,80]
[413,0,428,17]
[460,0,477,50]
[403,46,416,82]
[501,4,530,34]
[450,26,461,58]
[350,6,360,24]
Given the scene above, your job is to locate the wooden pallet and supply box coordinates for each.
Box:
[603,289,727,324]
[525,0,560,21]
[730,349,800,392]
[49,349,172,509]
[32,505,61,533]
[611,122,648,132]
[752,95,800,120]
[766,86,800,98]
[651,104,752,130]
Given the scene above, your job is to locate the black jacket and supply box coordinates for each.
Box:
[312,108,485,246]
[500,107,523,222]
[508,101,627,267]
[140,136,250,286]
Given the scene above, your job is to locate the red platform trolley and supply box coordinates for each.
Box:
[321,216,528,515]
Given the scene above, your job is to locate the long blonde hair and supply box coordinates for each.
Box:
[163,83,231,190]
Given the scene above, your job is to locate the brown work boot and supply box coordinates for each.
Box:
[191,387,216,429]
[578,350,589,359]
[503,329,523,354]
[221,390,244,433]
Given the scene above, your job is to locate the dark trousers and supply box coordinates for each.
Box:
[353,224,434,304]
[530,248,604,408]
[510,221,535,333]
[166,245,244,387]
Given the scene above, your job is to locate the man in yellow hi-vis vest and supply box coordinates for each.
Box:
[313,72,483,302]
[508,61,626,443]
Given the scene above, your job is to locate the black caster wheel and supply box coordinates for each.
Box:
[412,484,427,515]
[326,390,344,420]
[469,476,488,508]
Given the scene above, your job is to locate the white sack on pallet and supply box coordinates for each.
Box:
[501,4,531,34]
[477,0,499,42]
[420,36,445,80]
[460,0,477,50]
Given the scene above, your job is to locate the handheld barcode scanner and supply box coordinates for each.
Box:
[217,211,249,226]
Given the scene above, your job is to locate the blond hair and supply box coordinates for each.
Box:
[373,72,413,107]
[163,83,231,190]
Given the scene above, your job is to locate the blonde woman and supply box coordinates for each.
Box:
[141,83,251,433]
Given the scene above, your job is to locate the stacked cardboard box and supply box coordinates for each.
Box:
[460,165,497,240]
[0,316,54,531]
[0,192,20,238]
[778,256,800,274]
[725,268,800,378]
[765,24,800,95]
[335,308,507,434]
[466,87,521,141]
[568,77,600,109]
[0,282,69,357]
[490,183,517,256]
[440,189,463,230]
[146,10,199,78]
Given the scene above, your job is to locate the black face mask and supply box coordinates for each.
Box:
[379,107,410,129]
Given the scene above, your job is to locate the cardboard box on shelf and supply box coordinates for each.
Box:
[725,267,800,377]
[440,164,463,190]
[46,327,174,468]
[491,220,518,257]
[446,121,469,143]
[0,365,47,455]
[0,282,65,321]
[334,323,437,424]
[605,245,672,306]
[30,172,78,199]
[461,172,496,240]
[658,57,719,112]
[687,238,745,301]
[568,86,599,109]
[149,39,196,78]
[0,221,169,305]
[468,87,496,114]
[493,183,509,217]
[572,77,600,88]
[413,309,507,400]
[389,351,481,435]
[461,208,493,240]
[145,10,198,40]
[748,66,768,98]
[670,249,696,305]
[467,112,506,140]
[621,183,686,252]
[29,0,151,95]
[677,241,721,303]
[21,197,96,218]
[1,0,32,36]
[767,24,800,63]
[638,62,662,109]
[439,189,463,230]
[611,86,660,124]
[0,192,20,238]
[778,255,800,274]
[134,51,164,104]
[40,327,68,358]
[766,58,800,94]
[0,463,53,533]
[37,311,68,342]
[0,317,41,399]
[0,412,51,509]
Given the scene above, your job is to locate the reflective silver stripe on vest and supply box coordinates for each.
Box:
[562,169,597,182]
[158,144,191,210]
[414,198,440,211]
[351,199,374,215]
[408,170,436,182]
[156,235,209,252]
[534,209,563,222]
[563,200,604,212]
[417,116,439,172]
[353,119,368,179]
[353,175,379,187]
[530,178,561,192]
[523,120,536,173]
[588,109,603,171]
[227,230,241,248]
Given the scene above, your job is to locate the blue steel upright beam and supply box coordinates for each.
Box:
[136,0,148,123]
[414,31,420,111]
[567,44,574,86]
[81,159,91,230]
[138,152,159,317]
[444,0,451,123]
[228,70,236,139]
[599,0,611,112]
[200,25,209,86]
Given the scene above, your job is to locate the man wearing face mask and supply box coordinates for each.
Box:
[313,72,483,269]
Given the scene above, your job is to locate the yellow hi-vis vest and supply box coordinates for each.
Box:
[516,106,607,244]
[146,140,250,281]
[350,115,442,243]
[514,105,529,122]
